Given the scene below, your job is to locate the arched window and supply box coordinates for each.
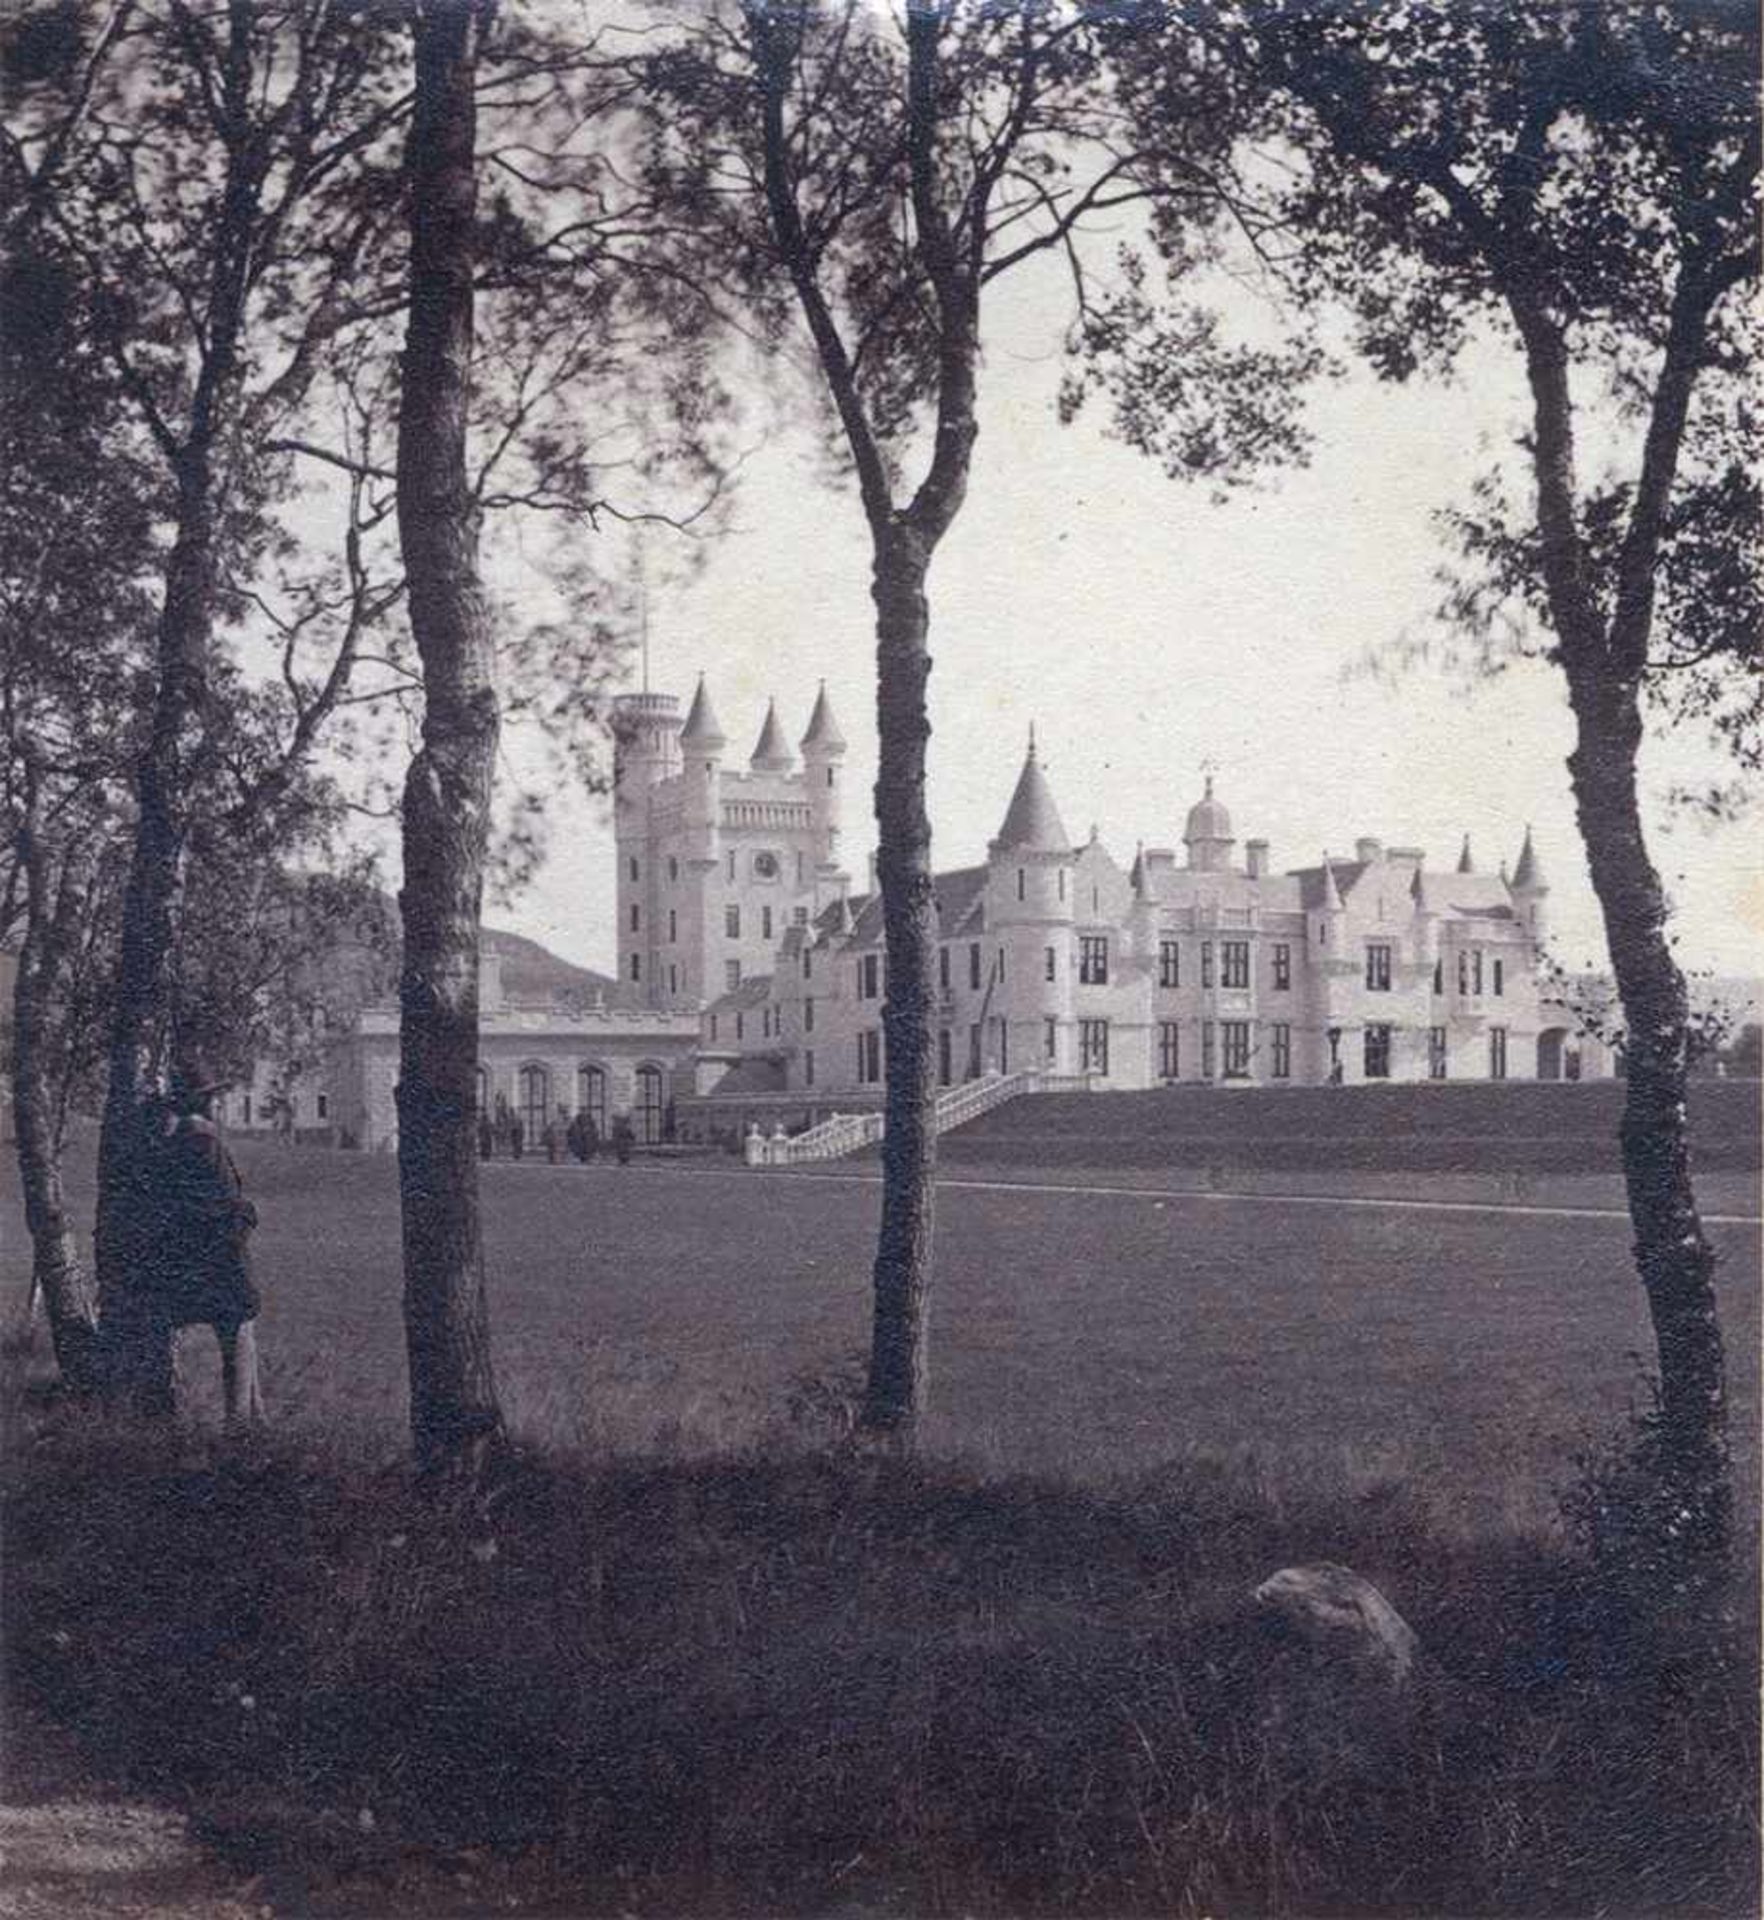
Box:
[635,1065,665,1145]
[576,1063,607,1133]
[518,1063,549,1142]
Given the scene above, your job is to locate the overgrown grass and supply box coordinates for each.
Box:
[6,1388,1756,1918]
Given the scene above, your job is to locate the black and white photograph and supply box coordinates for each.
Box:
[1,1,1758,1912]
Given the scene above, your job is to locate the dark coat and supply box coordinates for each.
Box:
[151,1116,260,1328]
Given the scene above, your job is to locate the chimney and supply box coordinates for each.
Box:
[868,849,879,894]
[1355,836,1384,866]
[1245,839,1269,879]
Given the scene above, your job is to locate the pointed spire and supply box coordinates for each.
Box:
[750,697,793,772]
[1456,834,1474,874]
[1409,863,1426,905]
[991,733,1071,855]
[1512,824,1546,891]
[1130,841,1150,901]
[680,674,726,751]
[800,680,847,755]
[1320,852,1344,912]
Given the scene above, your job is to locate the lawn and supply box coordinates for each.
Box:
[9,1140,1757,1537]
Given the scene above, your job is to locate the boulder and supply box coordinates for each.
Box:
[1253,1562,1419,1689]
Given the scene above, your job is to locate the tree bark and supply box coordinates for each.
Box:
[394,0,504,1477]
[1566,673,1729,1552]
[863,526,941,1434]
[11,786,101,1391]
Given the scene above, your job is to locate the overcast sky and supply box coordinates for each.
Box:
[485,241,1758,987]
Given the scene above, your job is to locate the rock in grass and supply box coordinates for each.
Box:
[1254,1562,1420,1688]
[1251,1563,1423,1781]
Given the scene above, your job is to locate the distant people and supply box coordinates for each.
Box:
[493,1094,513,1159]
[478,1110,494,1160]
[613,1114,634,1166]
[141,1066,264,1426]
[581,1113,600,1163]
[543,1107,567,1164]
[510,1115,525,1160]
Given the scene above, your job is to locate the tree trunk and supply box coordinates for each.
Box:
[394,0,504,1477]
[11,805,101,1390]
[862,526,941,1435]
[93,461,223,1412]
[1566,672,1729,1555]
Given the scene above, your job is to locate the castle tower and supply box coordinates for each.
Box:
[987,730,1075,1075]
[1510,825,1548,942]
[678,674,727,872]
[800,681,848,885]
[610,690,684,1005]
[1184,775,1236,874]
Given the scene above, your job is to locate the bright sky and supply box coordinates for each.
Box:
[492,247,1760,986]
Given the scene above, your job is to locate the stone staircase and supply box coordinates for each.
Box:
[750,1070,1096,1167]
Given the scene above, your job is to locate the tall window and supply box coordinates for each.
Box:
[1017,867,1025,900]
[725,960,741,993]
[968,1024,982,1078]
[1159,940,1180,989]
[997,1018,1009,1073]
[668,909,677,943]
[518,1063,549,1141]
[1472,948,1484,995]
[1433,956,1443,996]
[938,1029,952,1085]
[1222,941,1250,990]
[1079,935,1109,985]
[574,1066,604,1131]
[726,850,735,882]
[1079,1019,1109,1075]
[1271,1023,1291,1080]
[629,952,641,981]
[762,905,773,942]
[859,1029,882,1083]
[804,997,815,1033]
[1045,1017,1058,1064]
[997,946,1006,982]
[1364,1023,1392,1079]
[628,855,639,882]
[1045,946,1056,982]
[629,903,641,933]
[1201,1020,1216,1079]
[1365,943,1392,992]
[802,948,812,979]
[1200,942,1215,988]
[1273,943,1291,991]
[939,947,950,992]
[861,953,880,1000]
[969,943,982,990]
[1222,1020,1251,1079]
[1458,950,1469,996]
[1158,1021,1180,1080]
[1489,1025,1509,1080]
[804,1050,815,1086]
[668,964,677,994]
[668,856,678,883]
[1493,956,1504,997]
[725,904,740,939]
[1428,1027,1448,1080]
[635,1065,665,1144]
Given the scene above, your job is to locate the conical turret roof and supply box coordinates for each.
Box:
[800,682,847,755]
[1512,825,1546,891]
[1129,841,1149,899]
[750,698,793,772]
[1456,834,1475,874]
[991,731,1071,855]
[1320,853,1344,912]
[680,675,727,750]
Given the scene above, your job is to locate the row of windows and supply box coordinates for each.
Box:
[626,850,816,888]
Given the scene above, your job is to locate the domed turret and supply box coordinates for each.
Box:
[1184,774,1236,873]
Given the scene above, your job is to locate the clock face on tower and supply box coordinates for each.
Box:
[752,850,781,880]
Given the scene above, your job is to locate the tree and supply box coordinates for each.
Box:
[640,1,1272,1437]
[3,0,415,1407]
[1104,1,1757,1554]
[393,0,505,1476]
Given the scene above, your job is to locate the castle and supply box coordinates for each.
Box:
[610,681,1597,1104]
[221,678,1600,1152]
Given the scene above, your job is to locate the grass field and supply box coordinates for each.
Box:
[7,1136,1757,1536]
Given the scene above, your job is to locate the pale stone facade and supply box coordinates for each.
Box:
[686,722,1607,1096]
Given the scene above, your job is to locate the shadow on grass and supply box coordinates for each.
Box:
[5,1376,1757,1918]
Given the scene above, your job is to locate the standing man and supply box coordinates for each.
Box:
[154,1065,265,1425]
